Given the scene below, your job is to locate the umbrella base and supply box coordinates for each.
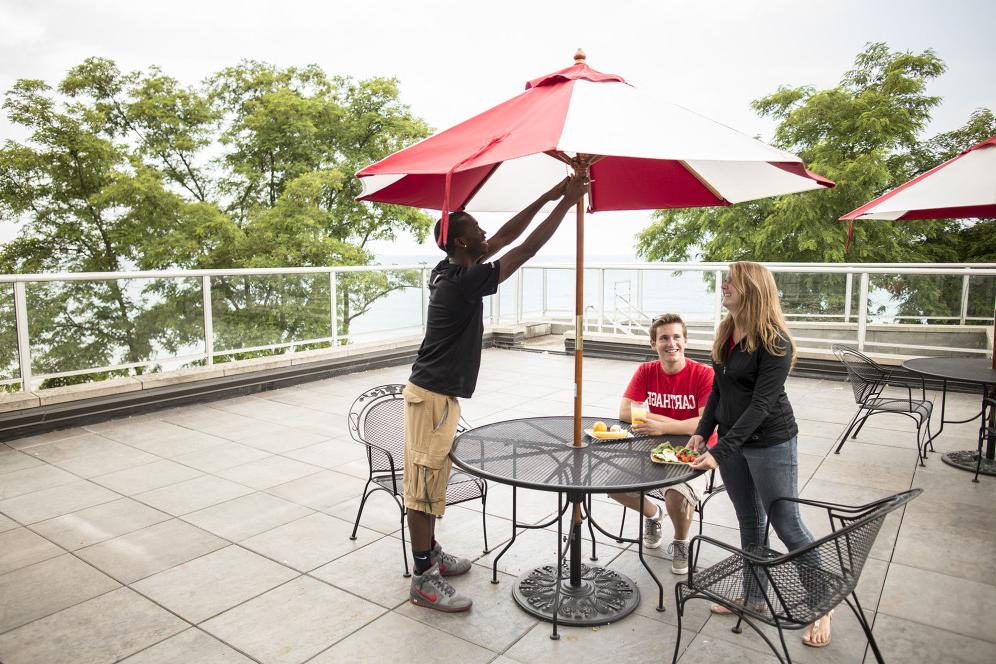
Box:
[941,450,996,477]
[512,561,641,626]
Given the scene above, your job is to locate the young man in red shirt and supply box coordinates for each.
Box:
[610,313,716,574]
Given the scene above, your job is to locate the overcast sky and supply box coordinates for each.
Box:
[2,0,994,259]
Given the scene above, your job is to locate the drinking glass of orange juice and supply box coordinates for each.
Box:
[630,400,648,426]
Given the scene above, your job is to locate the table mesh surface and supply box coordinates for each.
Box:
[903,357,996,385]
[451,416,700,492]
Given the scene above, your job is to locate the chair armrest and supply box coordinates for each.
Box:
[689,534,773,568]
[354,439,400,475]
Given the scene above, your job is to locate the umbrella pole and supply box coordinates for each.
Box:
[573,187,584,447]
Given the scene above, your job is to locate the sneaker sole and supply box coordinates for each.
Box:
[643,540,663,549]
[438,567,471,577]
[671,564,689,575]
[410,596,473,612]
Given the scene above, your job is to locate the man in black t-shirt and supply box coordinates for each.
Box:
[405,174,586,612]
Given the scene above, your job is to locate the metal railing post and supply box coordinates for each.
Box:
[857,272,869,352]
[330,271,339,345]
[959,274,970,325]
[713,270,723,333]
[515,269,524,324]
[636,269,644,313]
[420,268,428,333]
[202,275,214,365]
[843,272,853,323]
[494,283,502,323]
[13,282,32,392]
[597,268,605,333]
[541,268,548,319]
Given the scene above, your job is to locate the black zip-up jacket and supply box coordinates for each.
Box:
[694,334,799,464]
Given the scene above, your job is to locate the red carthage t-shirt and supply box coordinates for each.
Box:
[623,358,718,447]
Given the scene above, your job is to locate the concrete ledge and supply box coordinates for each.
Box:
[139,365,227,389]
[35,377,142,407]
[0,392,41,414]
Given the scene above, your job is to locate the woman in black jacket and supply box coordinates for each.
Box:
[688,261,831,648]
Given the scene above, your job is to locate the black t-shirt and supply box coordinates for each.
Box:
[409,258,501,398]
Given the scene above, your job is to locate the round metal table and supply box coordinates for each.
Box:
[450,415,700,637]
[902,357,996,480]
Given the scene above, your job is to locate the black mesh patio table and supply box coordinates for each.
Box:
[451,415,700,637]
[903,357,996,479]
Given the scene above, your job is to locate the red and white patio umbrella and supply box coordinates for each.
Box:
[841,135,996,244]
[357,50,835,444]
[842,134,996,367]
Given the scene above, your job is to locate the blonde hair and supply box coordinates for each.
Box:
[712,261,796,367]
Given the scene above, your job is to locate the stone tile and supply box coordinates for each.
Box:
[5,427,89,450]
[894,522,996,586]
[309,612,494,664]
[135,475,254,516]
[171,442,272,473]
[396,565,539,652]
[310,536,415,608]
[281,440,366,469]
[91,419,230,456]
[77,519,227,583]
[0,587,186,664]
[809,456,915,493]
[21,432,123,463]
[879,563,996,643]
[0,527,64,574]
[132,545,297,624]
[240,512,381,572]
[676,632,781,663]
[505,611,680,663]
[266,469,368,512]
[0,479,119,524]
[119,627,255,663]
[234,427,330,453]
[202,576,384,664]
[0,553,120,632]
[30,498,171,550]
[216,456,324,490]
[183,492,313,542]
[0,463,79,499]
[0,449,43,474]
[870,612,996,664]
[54,442,159,478]
[0,512,17,532]
[91,459,204,495]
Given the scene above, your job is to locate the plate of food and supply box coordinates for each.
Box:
[650,442,700,464]
[585,422,634,440]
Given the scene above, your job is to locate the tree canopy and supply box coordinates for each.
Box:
[637,42,995,265]
[0,59,433,385]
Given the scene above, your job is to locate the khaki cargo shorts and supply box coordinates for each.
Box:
[402,383,461,516]
[614,471,709,510]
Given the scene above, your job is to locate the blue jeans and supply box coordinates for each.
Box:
[718,436,817,604]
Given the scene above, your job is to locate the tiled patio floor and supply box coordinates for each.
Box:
[1,348,994,663]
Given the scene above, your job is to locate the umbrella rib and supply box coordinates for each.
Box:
[679,160,729,204]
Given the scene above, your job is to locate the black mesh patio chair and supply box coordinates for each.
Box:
[832,344,933,464]
[347,384,489,577]
[673,488,922,664]
[615,469,726,542]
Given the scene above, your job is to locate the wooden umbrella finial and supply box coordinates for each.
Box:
[574,49,586,65]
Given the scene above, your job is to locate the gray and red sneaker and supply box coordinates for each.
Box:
[431,542,472,576]
[409,563,473,612]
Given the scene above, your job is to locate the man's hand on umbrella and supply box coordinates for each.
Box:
[561,174,587,203]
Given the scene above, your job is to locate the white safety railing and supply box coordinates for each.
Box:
[3,262,995,391]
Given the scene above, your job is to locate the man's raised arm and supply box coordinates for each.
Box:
[481,177,570,261]
[497,175,586,283]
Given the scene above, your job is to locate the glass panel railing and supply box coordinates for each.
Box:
[0,283,18,388]
[337,269,423,344]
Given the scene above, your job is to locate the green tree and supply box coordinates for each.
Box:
[636,42,995,320]
[0,59,432,386]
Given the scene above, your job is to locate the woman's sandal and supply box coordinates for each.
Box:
[802,610,833,648]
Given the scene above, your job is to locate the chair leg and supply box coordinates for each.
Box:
[350,481,374,540]
[398,500,411,578]
[616,503,627,543]
[847,593,884,664]
[671,587,686,664]
[852,411,871,438]
[834,409,864,454]
[480,488,490,554]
